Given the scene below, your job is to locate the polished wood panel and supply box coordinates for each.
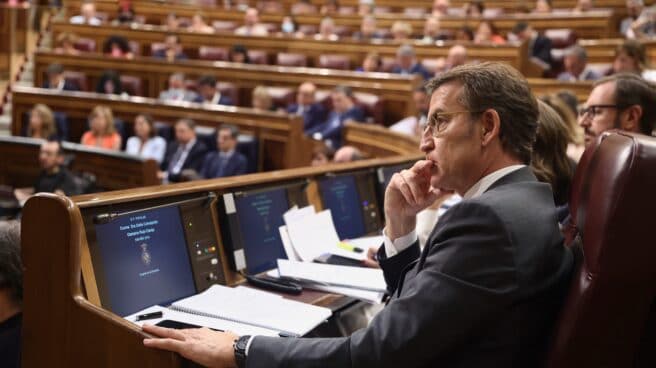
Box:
[11,86,311,170]
[579,39,656,64]
[527,78,593,102]
[0,3,29,78]
[0,135,160,190]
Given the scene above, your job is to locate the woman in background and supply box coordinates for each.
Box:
[81,105,122,150]
[125,114,166,163]
[27,104,57,140]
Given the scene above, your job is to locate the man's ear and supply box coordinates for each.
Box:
[620,105,643,133]
[480,109,500,147]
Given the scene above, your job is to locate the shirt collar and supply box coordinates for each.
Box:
[219,149,235,158]
[181,138,196,151]
[463,165,525,200]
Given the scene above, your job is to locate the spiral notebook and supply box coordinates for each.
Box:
[170,284,332,336]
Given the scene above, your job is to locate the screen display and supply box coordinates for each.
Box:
[379,163,412,190]
[319,175,366,240]
[235,187,289,274]
[94,205,196,316]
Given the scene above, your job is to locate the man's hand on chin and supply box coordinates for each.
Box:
[143,324,239,368]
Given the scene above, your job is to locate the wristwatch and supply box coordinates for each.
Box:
[233,335,251,368]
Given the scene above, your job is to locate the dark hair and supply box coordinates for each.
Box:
[594,73,656,135]
[135,113,156,138]
[333,85,353,98]
[230,44,250,64]
[425,62,539,164]
[615,40,647,71]
[219,124,240,139]
[102,35,131,54]
[176,118,196,130]
[46,63,64,76]
[0,221,22,305]
[197,75,217,88]
[466,0,485,15]
[512,21,529,34]
[556,90,579,118]
[96,70,123,95]
[456,26,474,41]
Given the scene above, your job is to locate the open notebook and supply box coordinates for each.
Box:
[127,285,331,337]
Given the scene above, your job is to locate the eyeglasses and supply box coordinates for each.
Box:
[425,110,483,137]
[578,104,623,119]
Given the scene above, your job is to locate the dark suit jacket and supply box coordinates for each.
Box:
[151,49,188,60]
[42,80,80,92]
[305,106,365,147]
[193,94,234,106]
[391,62,433,80]
[160,140,208,182]
[531,35,553,66]
[199,151,247,179]
[286,103,327,132]
[248,167,573,368]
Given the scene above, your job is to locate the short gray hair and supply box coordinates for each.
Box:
[564,45,587,62]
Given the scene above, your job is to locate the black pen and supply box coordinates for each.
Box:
[136,311,163,321]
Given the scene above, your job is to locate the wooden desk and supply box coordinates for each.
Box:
[580,38,656,64]
[0,3,29,78]
[11,86,311,171]
[33,50,423,125]
[62,1,618,38]
[527,78,593,102]
[0,135,159,191]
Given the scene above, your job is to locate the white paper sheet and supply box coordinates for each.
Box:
[277,259,387,293]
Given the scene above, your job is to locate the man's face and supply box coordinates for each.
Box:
[169,75,184,89]
[424,18,440,36]
[397,54,414,70]
[81,3,96,19]
[613,51,639,73]
[420,82,483,193]
[361,18,376,34]
[217,129,236,152]
[48,72,63,87]
[627,0,643,17]
[175,123,194,145]
[297,83,316,106]
[331,92,351,113]
[165,36,178,50]
[564,54,585,75]
[199,84,216,101]
[39,142,62,171]
[244,9,258,26]
[579,81,620,146]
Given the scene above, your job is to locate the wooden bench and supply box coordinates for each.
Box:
[60,2,618,39]
[579,38,656,64]
[0,135,160,191]
[33,50,424,125]
[49,22,541,77]
[11,86,313,171]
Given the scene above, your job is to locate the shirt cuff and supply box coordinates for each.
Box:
[383,228,417,258]
[245,335,255,356]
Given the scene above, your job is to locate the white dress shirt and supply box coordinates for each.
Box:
[383,165,525,257]
[125,136,167,163]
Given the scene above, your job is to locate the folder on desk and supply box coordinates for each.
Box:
[277,259,387,293]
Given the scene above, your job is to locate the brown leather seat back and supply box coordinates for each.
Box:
[549,131,656,368]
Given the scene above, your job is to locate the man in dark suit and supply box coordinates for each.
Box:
[143,63,574,368]
[391,44,432,80]
[306,85,365,148]
[159,119,208,183]
[512,22,552,67]
[198,124,248,179]
[193,75,233,106]
[42,63,80,92]
[151,33,188,61]
[286,82,327,132]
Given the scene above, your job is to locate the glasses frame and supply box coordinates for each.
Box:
[578,104,624,119]
[425,109,485,137]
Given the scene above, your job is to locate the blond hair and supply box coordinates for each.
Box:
[28,104,56,139]
[89,105,116,135]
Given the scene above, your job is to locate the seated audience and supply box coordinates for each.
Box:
[287,82,327,131]
[391,21,413,41]
[27,104,57,140]
[152,34,187,61]
[454,25,475,41]
[557,45,601,82]
[621,0,646,36]
[234,8,269,36]
[356,52,382,72]
[160,119,208,183]
[33,140,81,196]
[198,125,248,179]
[352,15,383,41]
[358,0,375,16]
[474,21,505,44]
[573,0,594,12]
[0,221,21,368]
[159,73,198,102]
[320,0,340,15]
[125,114,167,163]
[165,13,180,31]
[307,85,365,148]
[626,5,656,39]
[540,94,585,162]
[43,63,79,92]
[251,86,277,112]
[512,21,552,66]
[291,0,317,15]
[194,75,233,105]
[579,73,656,147]
[432,0,451,16]
[533,100,576,207]
[610,40,655,81]
[333,145,364,163]
[534,0,552,13]
[70,1,101,25]
[420,16,446,44]
[102,35,134,59]
[433,45,468,76]
[310,145,335,166]
[392,44,432,80]
[463,0,484,16]
[315,17,339,40]
[96,70,123,95]
[228,44,250,63]
[188,13,214,33]
[53,32,80,55]
[280,15,298,35]
[81,106,121,151]
[390,87,430,136]
[114,0,136,25]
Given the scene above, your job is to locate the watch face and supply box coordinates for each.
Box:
[237,335,251,350]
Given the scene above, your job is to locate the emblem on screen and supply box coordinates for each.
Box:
[140,243,152,266]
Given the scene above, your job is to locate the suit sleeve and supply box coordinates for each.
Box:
[247,201,518,368]
[234,154,248,175]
